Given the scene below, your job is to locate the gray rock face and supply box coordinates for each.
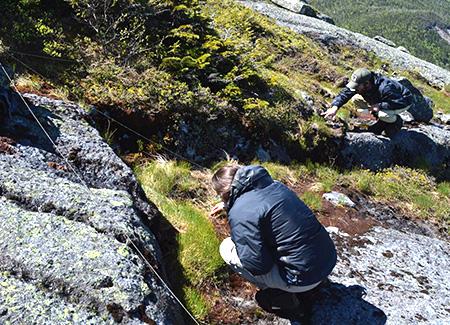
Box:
[271,0,315,15]
[0,92,183,324]
[436,112,450,125]
[396,46,410,54]
[340,125,450,178]
[373,35,397,48]
[243,222,450,325]
[270,0,334,24]
[241,0,450,88]
[340,132,394,170]
[328,226,450,324]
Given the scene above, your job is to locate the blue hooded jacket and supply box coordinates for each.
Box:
[226,165,337,286]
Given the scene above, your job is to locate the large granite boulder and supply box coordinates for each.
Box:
[339,125,450,178]
[339,132,394,170]
[0,91,184,324]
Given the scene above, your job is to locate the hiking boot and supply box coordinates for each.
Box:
[255,288,305,320]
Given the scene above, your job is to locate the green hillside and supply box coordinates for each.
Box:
[1,0,448,167]
[310,0,450,70]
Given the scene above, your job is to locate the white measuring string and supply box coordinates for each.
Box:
[0,62,203,325]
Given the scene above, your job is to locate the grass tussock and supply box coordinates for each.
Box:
[342,167,450,223]
[134,157,223,319]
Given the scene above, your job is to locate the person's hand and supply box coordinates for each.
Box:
[322,105,339,120]
[209,202,226,218]
[369,105,379,117]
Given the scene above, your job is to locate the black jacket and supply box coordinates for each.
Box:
[227,166,337,286]
[331,73,413,111]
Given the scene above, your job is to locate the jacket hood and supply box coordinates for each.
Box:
[227,165,273,210]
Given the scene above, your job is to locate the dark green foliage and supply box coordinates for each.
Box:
[310,0,450,69]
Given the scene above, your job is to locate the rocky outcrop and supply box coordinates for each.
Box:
[339,125,450,178]
[270,0,334,24]
[0,91,183,324]
[326,226,450,324]
[435,26,450,45]
[241,0,450,88]
[373,35,397,48]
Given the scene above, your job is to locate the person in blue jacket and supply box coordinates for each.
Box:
[210,164,337,316]
[322,68,413,137]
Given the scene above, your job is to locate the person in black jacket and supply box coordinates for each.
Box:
[322,68,413,137]
[210,165,337,318]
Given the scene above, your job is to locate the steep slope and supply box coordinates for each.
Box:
[309,0,450,70]
[242,0,450,87]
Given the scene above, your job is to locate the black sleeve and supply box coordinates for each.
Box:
[331,87,356,108]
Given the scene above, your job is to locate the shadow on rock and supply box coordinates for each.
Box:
[257,281,386,325]
[340,125,449,180]
[391,128,449,179]
[0,91,60,153]
[306,281,386,324]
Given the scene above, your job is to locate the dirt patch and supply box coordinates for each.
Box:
[317,199,378,236]
[0,136,16,154]
[205,273,262,324]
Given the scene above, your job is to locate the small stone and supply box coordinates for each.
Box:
[322,191,355,207]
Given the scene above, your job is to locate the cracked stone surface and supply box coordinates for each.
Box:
[0,92,183,324]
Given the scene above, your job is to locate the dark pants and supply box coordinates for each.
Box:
[255,279,330,322]
[368,116,403,137]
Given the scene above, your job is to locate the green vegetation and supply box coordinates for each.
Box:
[134,159,223,319]
[341,167,449,222]
[2,0,444,160]
[404,71,450,113]
[310,0,450,70]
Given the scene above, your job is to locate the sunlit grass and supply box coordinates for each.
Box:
[134,158,223,319]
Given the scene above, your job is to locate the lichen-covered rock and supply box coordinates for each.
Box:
[392,126,450,176]
[0,272,116,324]
[339,132,394,170]
[339,126,450,177]
[0,92,183,324]
[329,226,450,324]
[3,93,160,220]
[245,224,450,324]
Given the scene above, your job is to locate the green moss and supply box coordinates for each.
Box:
[301,191,323,211]
[183,286,209,319]
[437,182,450,197]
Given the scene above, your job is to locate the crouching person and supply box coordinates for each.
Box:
[210,165,337,322]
